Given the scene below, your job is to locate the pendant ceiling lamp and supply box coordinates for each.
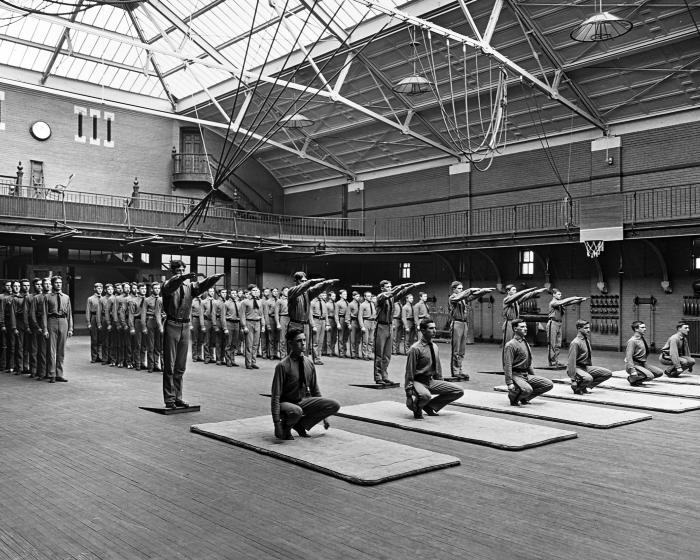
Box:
[571,1,633,42]
[393,28,432,95]
[279,112,314,128]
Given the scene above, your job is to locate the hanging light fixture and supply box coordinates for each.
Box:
[571,0,633,42]
[392,27,433,95]
[279,112,314,128]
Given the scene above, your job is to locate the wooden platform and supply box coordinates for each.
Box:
[4,337,700,560]
[611,369,700,385]
[552,377,700,399]
[451,390,652,428]
[139,405,201,415]
[494,383,700,413]
[337,401,578,450]
[191,417,460,485]
[349,382,401,389]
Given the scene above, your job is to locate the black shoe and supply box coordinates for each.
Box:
[423,405,439,416]
[48,378,55,383]
[251,364,260,370]
[413,408,424,419]
[55,377,68,382]
[292,425,309,438]
[153,367,162,372]
[174,400,189,408]
[459,374,470,381]
[508,392,521,406]
[376,380,385,385]
[165,402,177,409]
[520,399,530,405]
[383,379,396,385]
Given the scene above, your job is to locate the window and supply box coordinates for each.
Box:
[74,106,87,143]
[198,256,225,289]
[400,262,411,279]
[140,252,150,264]
[519,250,534,276]
[89,109,100,145]
[0,91,5,131]
[104,112,114,147]
[231,258,256,290]
[162,254,191,271]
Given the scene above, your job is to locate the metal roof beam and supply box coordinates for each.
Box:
[145,0,227,44]
[506,0,605,126]
[126,7,177,109]
[352,0,607,132]
[41,0,84,85]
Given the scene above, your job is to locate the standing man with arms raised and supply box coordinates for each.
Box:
[287,272,337,360]
[449,282,494,380]
[161,260,223,409]
[547,289,586,367]
[502,285,547,348]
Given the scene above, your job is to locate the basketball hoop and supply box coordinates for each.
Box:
[584,240,605,258]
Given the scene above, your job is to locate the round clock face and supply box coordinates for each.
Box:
[30,121,52,141]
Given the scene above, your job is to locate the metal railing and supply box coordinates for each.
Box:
[172,153,212,176]
[2,180,699,244]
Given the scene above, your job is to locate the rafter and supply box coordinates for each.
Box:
[41,0,84,85]
[127,7,177,109]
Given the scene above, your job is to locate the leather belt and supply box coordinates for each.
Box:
[226,319,240,323]
[452,319,466,323]
[313,315,322,319]
[246,318,261,322]
[166,317,189,324]
[48,314,66,318]
[377,321,390,325]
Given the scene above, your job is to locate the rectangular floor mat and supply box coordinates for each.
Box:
[336,401,577,450]
[611,369,700,386]
[552,377,700,399]
[451,390,651,428]
[191,417,460,485]
[494,384,700,412]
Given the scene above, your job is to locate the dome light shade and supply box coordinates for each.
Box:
[392,74,433,95]
[571,11,632,42]
[279,112,314,128]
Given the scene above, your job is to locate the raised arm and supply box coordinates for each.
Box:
[193,273,225,297]
[307,278,338,300]
[287,278,320,300]
[503,287,540,306]
[393,281,424,301]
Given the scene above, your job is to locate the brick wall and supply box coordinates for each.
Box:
[0,84,178,196]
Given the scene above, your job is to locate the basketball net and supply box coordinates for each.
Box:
[584,240,605,258]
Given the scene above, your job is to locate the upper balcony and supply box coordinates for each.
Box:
[1,171,699,254]
[171,151,212,191]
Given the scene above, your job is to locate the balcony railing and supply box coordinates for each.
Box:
[172,153,212,175]
[1,180,699,245]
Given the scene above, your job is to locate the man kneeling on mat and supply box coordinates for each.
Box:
[659,322,695,378]
[404,319,464,419]
[271,328,340,440]
[568,319,612,394]
[504,319,553,406]
[625,321,663,386]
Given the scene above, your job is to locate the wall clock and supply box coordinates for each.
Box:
[30,121,52,141]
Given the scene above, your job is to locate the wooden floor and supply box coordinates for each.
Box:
[2,337,699,560]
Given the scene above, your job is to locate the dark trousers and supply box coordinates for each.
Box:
[349,319,360,358]
[450,320,467,376]
[89,316,101,361]
[48,317,68,379]
[163,321,190,405]
[224,320,240,365]
[336,318,348,357]
[267,324,279,358]
[0,326,7,370]
[392,318,403,354]
[413,379,464,412]
[131,319,146,368]
[571,365,613,389]
[404,322,416,353]
[509,374,553,403]
[280,397,340,431]
[373,322,392,381]
[146,317,162,371]
[28,328,38,374]
[36,330,47,378]
[244,321,261,367]
[13,325,26,372]
[214,327,225,364]
[101,321,112,364]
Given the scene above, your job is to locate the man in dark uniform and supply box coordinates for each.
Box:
[44,276,73,383]
[32,278,50,380]
[374,280,423,385]
[287,272,336,359]
[128,283,148,370]
[200,287,216,364]
[401,293,416,354]
[310,292,328,364]
[190,293,205,362]
[448,282,494,380]
[161,260,223,409]
[567,319,612,394]
[347,291,361,359]
[0,280,12,372]
[221,289,240,367]
[547,289,587,367]
[335,289,349,358]
[504,318,553,406]
[275,287,290,360]
[145,282,163,373]
[404,319,464,419]
[11,280,29,374]
[117,282,131,368]
[27,278,43,376]
[240,284,266,370]
[325,291,337,357]
[358,291,376,361]
[86,282,103,363]
[502,285,547,348]
[271,327,340,440]
[110,283,124,367]
[100,283,114,367]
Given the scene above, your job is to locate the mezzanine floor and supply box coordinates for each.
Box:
[1,337,698,560]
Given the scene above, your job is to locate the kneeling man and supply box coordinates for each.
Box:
[271,328,340,440]
[405,319,464,419]
[659,322,695,377]
[568,319,612,394]
[625,321,663,386]
[504,318,553,406]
